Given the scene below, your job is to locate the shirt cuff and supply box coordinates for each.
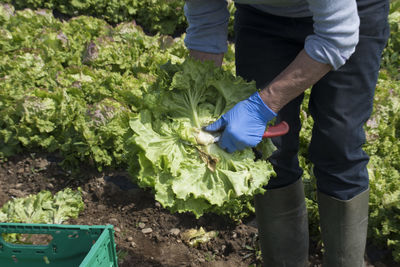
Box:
[305,35,351,70]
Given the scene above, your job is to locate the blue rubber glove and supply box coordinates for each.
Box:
[205,92,277,153]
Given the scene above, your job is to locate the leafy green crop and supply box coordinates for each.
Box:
[1,0,186,35]
[0,5,275,221]
[1,2,400,260]
[0,5,187,169]
[381,11,400,79]
[364,77,400,261]
[126,59,276,220]
[0,188,84,244]
[0,188,84,224]
[1,0,238,36]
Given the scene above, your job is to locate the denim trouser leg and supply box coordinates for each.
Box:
[235,5,312,190]
[309,2,390,200]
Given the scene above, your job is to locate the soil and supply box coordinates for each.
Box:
[0,152,399,267]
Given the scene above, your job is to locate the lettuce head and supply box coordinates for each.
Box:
[128,59,276,220]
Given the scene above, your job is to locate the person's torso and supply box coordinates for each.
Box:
[234,0,312,17]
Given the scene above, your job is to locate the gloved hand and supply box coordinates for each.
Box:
[205,92,277,153]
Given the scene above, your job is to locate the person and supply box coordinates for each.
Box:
[184,0,390,266]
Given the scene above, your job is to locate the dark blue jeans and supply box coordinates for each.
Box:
[234,0,390,200]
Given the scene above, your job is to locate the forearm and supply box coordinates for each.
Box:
[259,49,332,113]
[189,49,224,67]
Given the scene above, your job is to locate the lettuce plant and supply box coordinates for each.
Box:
[127,59,276,220]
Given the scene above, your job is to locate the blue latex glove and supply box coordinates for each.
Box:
[205,92,277,153]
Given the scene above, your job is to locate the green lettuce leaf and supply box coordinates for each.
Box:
[0,188,84,224]
[128,60,276,219]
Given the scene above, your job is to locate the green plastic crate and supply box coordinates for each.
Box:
[0,223,118,267]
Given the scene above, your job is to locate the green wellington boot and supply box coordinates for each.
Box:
[254,178,309,267]
[318,189,369,267]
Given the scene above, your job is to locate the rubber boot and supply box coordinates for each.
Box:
[254,178,309,267]
[318,189,369,267]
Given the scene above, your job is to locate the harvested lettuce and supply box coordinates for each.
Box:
[0,188,84,224]
[0,188,84,244]
[128,59,276,219]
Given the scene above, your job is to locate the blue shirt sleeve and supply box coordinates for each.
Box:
[184,0,229,54]
[304,0,360,70]
[184,0,360,70]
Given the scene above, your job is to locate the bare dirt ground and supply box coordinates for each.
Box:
[0,152,398,267]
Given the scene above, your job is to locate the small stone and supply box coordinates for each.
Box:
[114,227,121,233]
[96,177,105,185]
[155,202,161,208]
[140,217,149,223]
[198,258,205,263]
[130,241,137,248]
[126,237,133,242]
[109,218,118,224]
[36,159,49,169]
[15,183,23,189]
[138,223,146,229]
[141,228,152,234]
[231,232,237,239]
[169,228,180,236]
[97,204,106,211]
[47,183,54,189]
[9,189,25,198]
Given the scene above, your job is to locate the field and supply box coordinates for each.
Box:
[2,152,399,266]
[0,1,400,266]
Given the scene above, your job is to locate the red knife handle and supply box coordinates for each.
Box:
[262,121,289,138]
